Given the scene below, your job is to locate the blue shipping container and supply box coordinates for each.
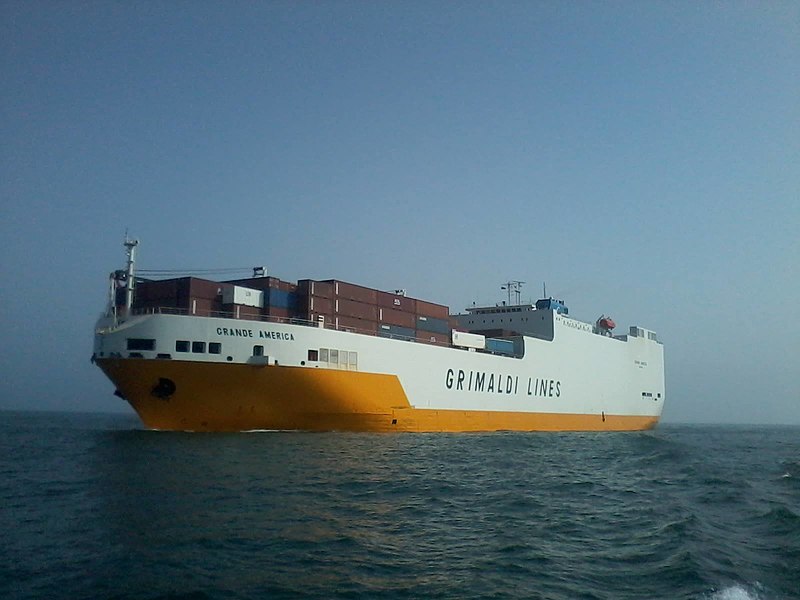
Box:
[415,316,449,334]
[486,338,515,355]
[379,324,415,339]
[267,289,298,310]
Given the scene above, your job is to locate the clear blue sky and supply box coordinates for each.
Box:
[1,1,798,423]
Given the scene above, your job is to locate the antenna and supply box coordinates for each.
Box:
[501,280,526,305]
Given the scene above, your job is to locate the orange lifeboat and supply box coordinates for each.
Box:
[598,316,616,330]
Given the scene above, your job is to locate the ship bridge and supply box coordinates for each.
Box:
[452,298,659,346]
[452,301,556,341]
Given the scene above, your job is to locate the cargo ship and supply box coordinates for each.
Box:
[93,239,665,432]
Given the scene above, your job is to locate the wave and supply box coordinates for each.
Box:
[707,582,766,600]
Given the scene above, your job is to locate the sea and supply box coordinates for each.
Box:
[1,411,798,600]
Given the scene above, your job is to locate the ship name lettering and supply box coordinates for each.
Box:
[445,369,521,396]
[562,319,590,331]
[474,371,485,391]
[216,327,254,337]
[215,327,294,341]
[526,377,562,398]
[258,330,295,341]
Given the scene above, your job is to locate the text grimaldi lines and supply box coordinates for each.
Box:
[445,368,562,397]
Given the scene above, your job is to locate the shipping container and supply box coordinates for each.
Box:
[308,296,333,315]
[335,315,378,333]
[378,324,415,339]
[225,276,297,293]
[222,285,264,308]
[452,331,486,349]
[295,294,310,318]
[378,307,416,328]
[414,298,449,319]
[296,279,310,298]
[486,338,515,355]
[377,291,417,312]
[189,278,226,301]
[136,279,179,303]
[189,298,218,317]
[329,280,378,305]
[176,278,192,307]
[415,315,450,335]
[298,280,334,299]
[266,289,298,310]
[335,297,379,320]
[134,279,188,310]
[415,330,449,345]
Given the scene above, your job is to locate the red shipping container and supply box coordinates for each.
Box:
[224,276,269,292]
[336,298,378,320]
[335,315,378,333]
[309,296,333,314]
[311,280,334,299]
[330,280,378,304]
[190,298,216,317]
[377,291,417,313]
[138,279,181,303]
[378,307,416,328]
[297,280,333,299]
[416,330,450,345]
[225,276,298,293]
[415,298,449,319]
[190,278,225,301]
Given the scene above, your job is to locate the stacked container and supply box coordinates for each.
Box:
[295,279,451,343]
[133,277,226,316]
[297,279,335,326]
[226,276,298,320]
[134,274,453,345]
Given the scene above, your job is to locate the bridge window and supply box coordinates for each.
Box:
[308,349,319,361]
[127,338,155,351]
[253,345,264,357]
[209,342,222,354]
[175,340,189,352]
[192,341,206,353]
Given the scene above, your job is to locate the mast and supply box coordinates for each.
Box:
[123,235,139,317]
[501,280,525,305]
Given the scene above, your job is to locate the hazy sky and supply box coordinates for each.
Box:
[2,1,798,424]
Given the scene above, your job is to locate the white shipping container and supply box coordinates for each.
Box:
[223,285,264,308]
[452,331,486,349]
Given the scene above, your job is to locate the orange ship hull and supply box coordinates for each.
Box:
[98,358,659,433]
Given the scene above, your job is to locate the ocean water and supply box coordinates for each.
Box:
[1,412,798,600]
